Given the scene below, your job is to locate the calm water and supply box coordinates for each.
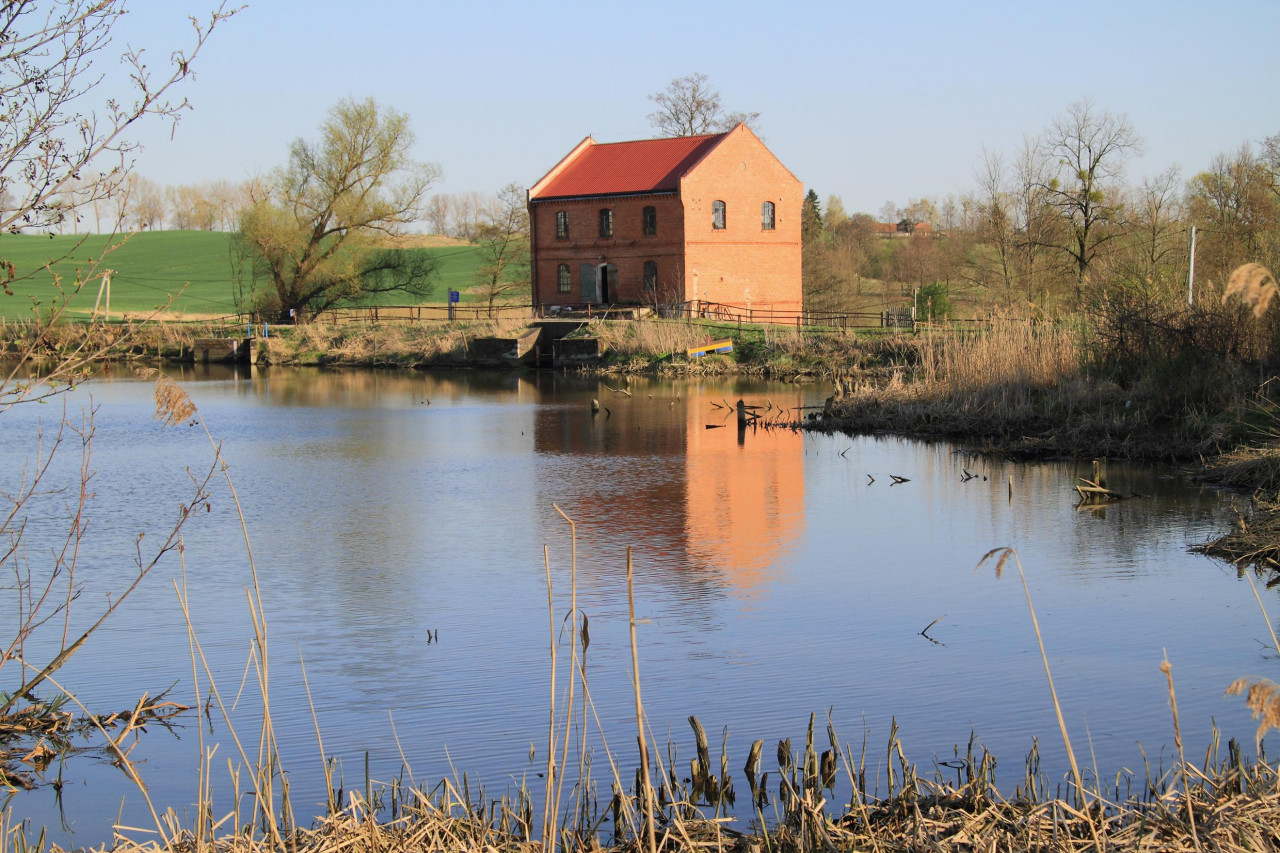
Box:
[0,365,1269,843]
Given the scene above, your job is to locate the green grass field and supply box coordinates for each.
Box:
[0,231,488,318]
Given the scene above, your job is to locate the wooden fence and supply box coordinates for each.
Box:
[658,301,918,330]
[29,300,988,335]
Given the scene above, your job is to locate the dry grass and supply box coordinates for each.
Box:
[250,318,532,367]
[915,317,1081,402]
[65,729,1280,853]
[590,319,726,359]
[818,318,1138,455]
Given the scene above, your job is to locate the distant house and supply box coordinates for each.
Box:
[874,220,934,238]
[527,124,802,314]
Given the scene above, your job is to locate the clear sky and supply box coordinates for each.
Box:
[117,0,1279,217]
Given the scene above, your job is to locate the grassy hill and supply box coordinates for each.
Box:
[0,231,488,319]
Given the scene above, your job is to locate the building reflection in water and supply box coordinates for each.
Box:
[528,374,807,593]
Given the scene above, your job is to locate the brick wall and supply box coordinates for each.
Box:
[679,126,803,312]
[530,193,685,307]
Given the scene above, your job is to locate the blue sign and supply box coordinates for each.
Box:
[448,289,460,304]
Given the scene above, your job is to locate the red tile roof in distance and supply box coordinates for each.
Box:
[532,133,727,199]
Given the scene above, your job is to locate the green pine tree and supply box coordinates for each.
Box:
[802,189,823,243]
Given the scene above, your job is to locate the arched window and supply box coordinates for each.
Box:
[712,200,726,230]
[557,264,571,293]
[643,260,658,292]
[761,201,775,231]
[555,210,569,239]
[642,206,657,236]
[598,208,613,238]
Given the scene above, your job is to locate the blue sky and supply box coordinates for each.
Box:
[119,0,1279,217]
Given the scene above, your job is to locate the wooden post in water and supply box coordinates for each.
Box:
[1093,458,1108,491]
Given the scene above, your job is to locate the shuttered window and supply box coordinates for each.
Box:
[643,261,658,291]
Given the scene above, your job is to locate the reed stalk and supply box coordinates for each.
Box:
[542,544,557,848]
[1161,653,1200,851]
[627,546,657,853]
[979,547,1102,852]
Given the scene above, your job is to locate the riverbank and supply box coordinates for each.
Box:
[7,311,1280,467]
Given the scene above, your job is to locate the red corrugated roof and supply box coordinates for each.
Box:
[531,133,727,199]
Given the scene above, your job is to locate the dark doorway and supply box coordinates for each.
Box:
[598,263,616,303]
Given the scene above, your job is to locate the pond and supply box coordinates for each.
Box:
[0,364,1268,845]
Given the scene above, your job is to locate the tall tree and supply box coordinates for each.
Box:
[126,174,166,230]
[1039,99,1142,295]
[1188,145,1280,282]
[235,97,442,321]
[824,195,849,229]
[1129,166,1185,290]
[970,148,1018,301]
[472,182,530,316]
[647,73,760,137]
[1012,137,1066,305]
[802,190,823,241]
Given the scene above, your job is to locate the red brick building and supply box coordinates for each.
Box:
[527,124,802,314]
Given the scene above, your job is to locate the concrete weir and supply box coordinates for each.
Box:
[470,320,605,368]
[190,338,251,364]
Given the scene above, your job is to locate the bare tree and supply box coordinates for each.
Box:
[1131,166,1186,287]
[647,73,760,137]
[473,182,530,316]
[0,0,232,739]
[1013,137,1067,305]
[424,194,452,236]
[126,174,166,230]
[0,1,232,239]
[1039,99,1143,295]
[450,191,486,241]
[971,148,1018,301]
[1262,132,1280,203]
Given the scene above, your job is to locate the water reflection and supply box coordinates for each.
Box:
[0,363,1265,850]
[528,376,806,594]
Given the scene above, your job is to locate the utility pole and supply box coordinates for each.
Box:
[91,270,112,323]
[1187,227,1197,306]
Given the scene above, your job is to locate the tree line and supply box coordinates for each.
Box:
[804,99,1280,318]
